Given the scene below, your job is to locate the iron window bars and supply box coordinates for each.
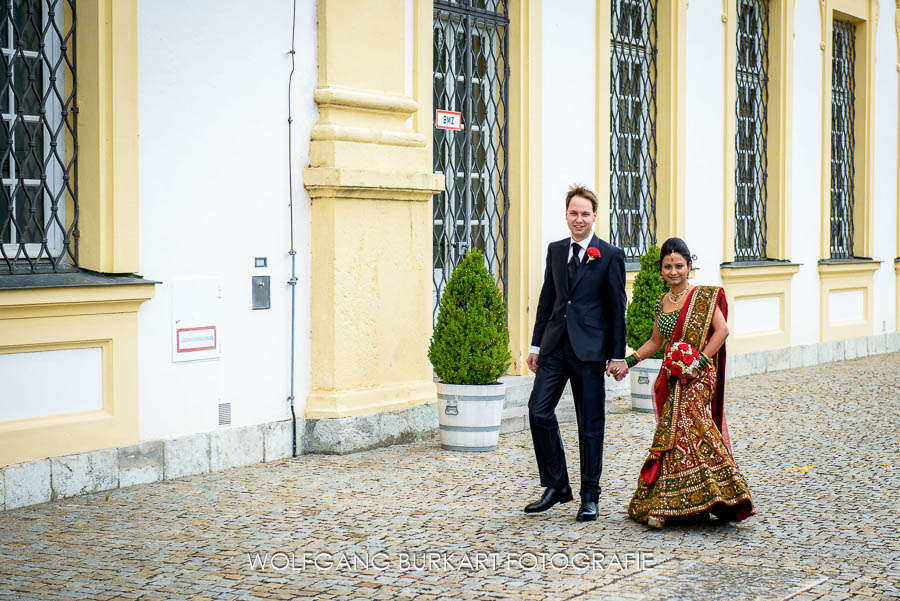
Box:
[432,0,509,320]
[734,0,769,261]
[0,0,76,274]
[830,20,855,259]
[610,0,657,262]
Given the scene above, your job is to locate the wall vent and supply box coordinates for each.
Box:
[218,402,231,427]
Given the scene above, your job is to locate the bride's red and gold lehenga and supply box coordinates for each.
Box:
[627,285,754,525]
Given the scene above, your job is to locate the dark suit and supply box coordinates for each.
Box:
[528,234,626,502]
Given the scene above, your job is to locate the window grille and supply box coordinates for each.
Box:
[830,20,855,259]
[734,0,769,261]
[432,0,508,321]
[610,0,657,262]
[0,0,77,273]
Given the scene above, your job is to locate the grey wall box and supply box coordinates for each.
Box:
[252,276,270,310]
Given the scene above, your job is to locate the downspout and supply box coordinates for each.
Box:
[287,0,299,457]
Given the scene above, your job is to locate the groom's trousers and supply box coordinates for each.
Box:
[528,334,607,502]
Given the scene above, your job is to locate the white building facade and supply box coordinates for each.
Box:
[0,0,898,510]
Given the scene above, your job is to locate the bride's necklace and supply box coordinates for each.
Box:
[667,286,690,304]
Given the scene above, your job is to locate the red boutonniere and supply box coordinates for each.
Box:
[585,247,601,263]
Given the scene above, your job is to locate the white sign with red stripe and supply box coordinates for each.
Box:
[176,326,217,353]
[435,110,463,131]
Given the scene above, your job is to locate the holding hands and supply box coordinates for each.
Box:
[606,360,628,381]
[528,353,629,382]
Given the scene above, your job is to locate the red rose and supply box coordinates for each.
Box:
[586,247,601,258]
[678,343,690,352]
[683,354,694,366]
[671,350,682,362]
[670,364,683,376]
[663,358,673,368]
[692,349,701,359]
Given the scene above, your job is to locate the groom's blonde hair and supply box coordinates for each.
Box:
[565,184,598,213]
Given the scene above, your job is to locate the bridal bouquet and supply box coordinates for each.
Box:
[662,342,702,382]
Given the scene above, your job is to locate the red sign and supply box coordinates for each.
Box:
[435,110,463,131]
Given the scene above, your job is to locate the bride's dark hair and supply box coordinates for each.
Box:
[657,237,697,270]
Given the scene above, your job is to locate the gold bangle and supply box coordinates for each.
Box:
[634,349,642,362]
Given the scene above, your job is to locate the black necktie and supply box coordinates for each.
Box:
[568,242,580,292]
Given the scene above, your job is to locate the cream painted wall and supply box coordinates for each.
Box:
[684,2,725,287]
[0,348,103,421]
[136,0,316,440]
[789,1,824,346]
[872,0,899,334]
[406,0,414,97]
[540,0,596,252]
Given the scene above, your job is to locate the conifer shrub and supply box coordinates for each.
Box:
[625,246,668,359]
[428,249,511,385]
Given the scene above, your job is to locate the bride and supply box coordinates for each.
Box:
[623,237,754,528]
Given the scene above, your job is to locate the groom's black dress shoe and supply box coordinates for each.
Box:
[524,485,573,513]
[576,500,598,522]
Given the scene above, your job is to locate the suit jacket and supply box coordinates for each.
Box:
[530,234,627,362]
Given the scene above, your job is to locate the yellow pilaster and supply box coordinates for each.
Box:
[507,0,542,375]
[303,0,442,419]
[656,0,688,243]
[77,0,140,274]
[595,1,610,242]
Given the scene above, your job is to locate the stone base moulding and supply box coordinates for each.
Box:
[723,331,900,380]
[304,403,438,455]
[0,419,301,512]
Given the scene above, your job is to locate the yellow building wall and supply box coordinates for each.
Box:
[0,0,153,468]
[815,0,879,341]
[303,0,442,419]
[0,285,154,467]
[819,261,880,341]
[721,264,799,354]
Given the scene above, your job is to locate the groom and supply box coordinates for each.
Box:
[524,185,627,522]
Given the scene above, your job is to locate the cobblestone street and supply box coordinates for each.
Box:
[1,353,898,601]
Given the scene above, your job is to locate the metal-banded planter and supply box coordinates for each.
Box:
[436,381,506,451]
[630,359,663,413]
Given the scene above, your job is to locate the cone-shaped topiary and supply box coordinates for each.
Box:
[429,249,511,385]
[626,246,668,359]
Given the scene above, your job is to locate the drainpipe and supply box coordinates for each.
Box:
[287,0,299,457]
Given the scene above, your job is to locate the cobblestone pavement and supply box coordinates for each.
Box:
[1,354,898,601]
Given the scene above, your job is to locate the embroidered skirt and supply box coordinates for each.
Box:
[627,365,755,523]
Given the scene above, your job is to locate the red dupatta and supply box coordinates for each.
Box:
[640,286,730,485]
